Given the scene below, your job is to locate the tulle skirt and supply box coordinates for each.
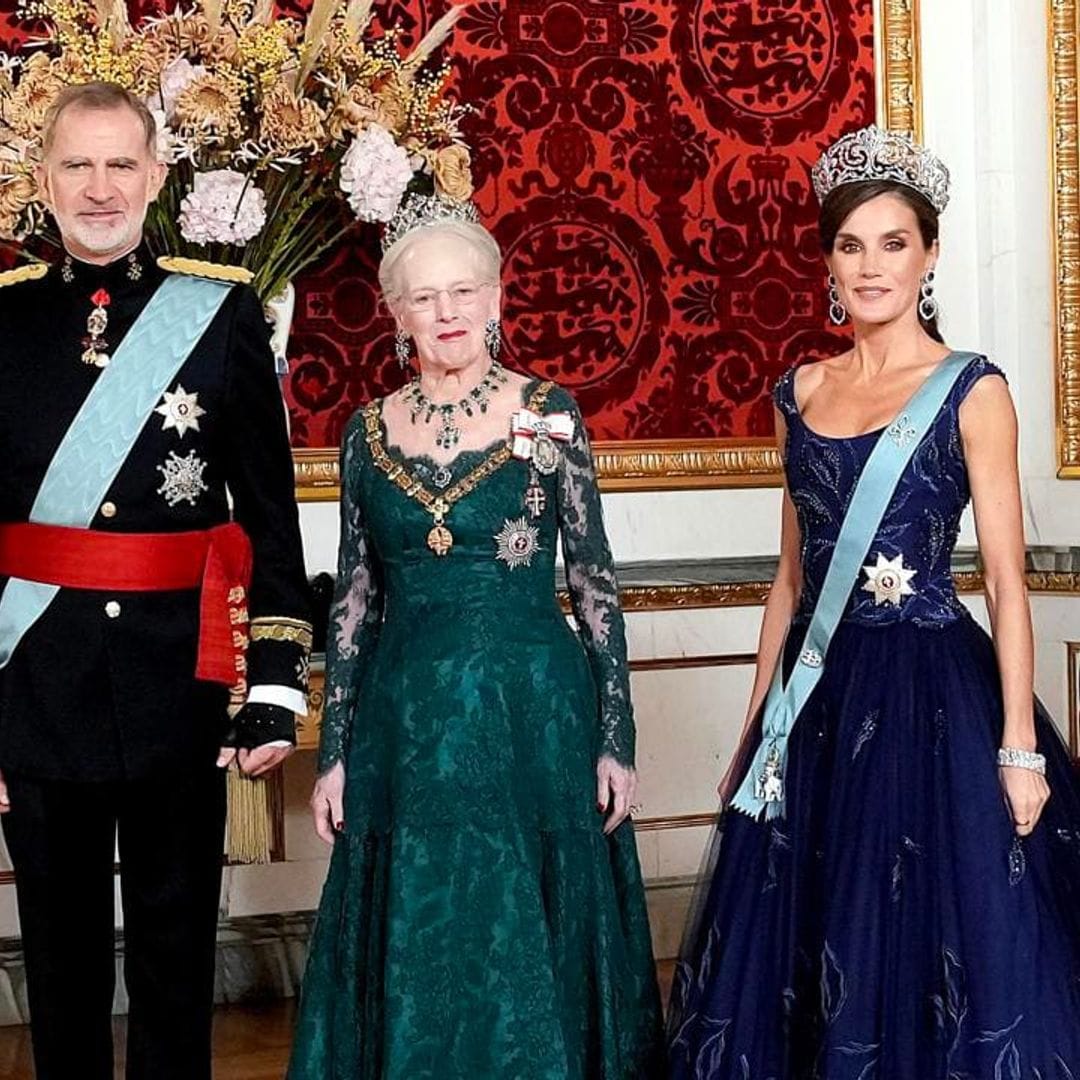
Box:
[667,614,1080,1079]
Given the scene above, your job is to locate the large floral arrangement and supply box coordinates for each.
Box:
[0,0,472,300]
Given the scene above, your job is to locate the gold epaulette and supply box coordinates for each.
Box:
[156,255,254,284]
[0,262,49,288]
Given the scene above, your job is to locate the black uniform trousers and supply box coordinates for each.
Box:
[2,764,226,1080]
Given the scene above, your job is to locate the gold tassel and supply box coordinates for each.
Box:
[403,5,464,70]
[226,767,280,865]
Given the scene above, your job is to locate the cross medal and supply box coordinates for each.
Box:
[524,476,547,518]
[81,288,111,368]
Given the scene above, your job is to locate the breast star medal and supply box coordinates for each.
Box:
[861,552,917,606]
[155,385,206,437]
[81,288,111,368]
[156,449,209,507]
[494,516,541,570]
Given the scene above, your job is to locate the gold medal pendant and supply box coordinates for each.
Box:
[427,523,453,556]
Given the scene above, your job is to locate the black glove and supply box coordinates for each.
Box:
[222,702,296,750]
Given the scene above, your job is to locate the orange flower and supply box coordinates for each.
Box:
[433,144,473,202]
[259,82,326,155]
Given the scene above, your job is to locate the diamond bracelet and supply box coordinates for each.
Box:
[997,746,1047,775]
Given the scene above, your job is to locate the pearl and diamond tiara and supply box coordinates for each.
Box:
[811,124,950,214]
[382,191,481,252]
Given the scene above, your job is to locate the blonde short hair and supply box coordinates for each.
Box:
[378,221,502,302]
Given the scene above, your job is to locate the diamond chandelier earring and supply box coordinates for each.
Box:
[484,317,502,361]
[827,274,847,325]
[395,329,413,370]
[919,269,938,321]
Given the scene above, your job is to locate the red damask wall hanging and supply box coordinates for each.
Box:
[287,0,886,494]
[0,1,919,492]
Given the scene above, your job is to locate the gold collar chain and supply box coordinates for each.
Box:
[363,381,554,556]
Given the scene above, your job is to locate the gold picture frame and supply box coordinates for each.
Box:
[291,1,924,501]
[1051,0,1080,477]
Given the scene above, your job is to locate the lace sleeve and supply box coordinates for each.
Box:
[317,411,384,775]
[551,388,636,767]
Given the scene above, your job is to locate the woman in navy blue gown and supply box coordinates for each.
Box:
[667,126,1080,1078]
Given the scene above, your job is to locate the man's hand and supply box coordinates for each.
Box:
[218,702,295,776]
[0,768,9,814]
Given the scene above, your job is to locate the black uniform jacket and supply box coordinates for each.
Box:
[0,246,310,781]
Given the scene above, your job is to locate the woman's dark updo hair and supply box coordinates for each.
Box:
[818,179,943,343]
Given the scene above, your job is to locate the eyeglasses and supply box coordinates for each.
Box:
[402,282,494,313]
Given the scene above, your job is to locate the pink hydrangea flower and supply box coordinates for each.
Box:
[178,169,266,246]
[339,123,414,223]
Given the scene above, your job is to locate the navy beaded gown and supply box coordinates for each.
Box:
[667,356,1080,1079]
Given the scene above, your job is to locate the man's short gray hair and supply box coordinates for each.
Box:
[43,82,157,156]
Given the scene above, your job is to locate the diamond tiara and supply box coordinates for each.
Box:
[382,192,481,252]
[811,125,950,214]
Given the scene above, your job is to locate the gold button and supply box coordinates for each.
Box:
[100,501,117,518]
[104,600,121,619]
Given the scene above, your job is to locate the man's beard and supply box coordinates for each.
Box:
[63,209,146,259]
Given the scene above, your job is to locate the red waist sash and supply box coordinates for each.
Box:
[0,521,252,689]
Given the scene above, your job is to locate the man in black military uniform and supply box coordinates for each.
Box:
[0,83,310,1079]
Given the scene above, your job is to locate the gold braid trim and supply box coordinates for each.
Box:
[157,256,254,284]
[0,263,48,287]
[249,617,313,651]
[363,381,555,525]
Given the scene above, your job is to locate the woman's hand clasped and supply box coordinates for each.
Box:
[597,755,637,836]
[999,764,1050,838]
[311,760,346,845]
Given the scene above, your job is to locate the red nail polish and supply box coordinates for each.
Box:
[334,820,345,831]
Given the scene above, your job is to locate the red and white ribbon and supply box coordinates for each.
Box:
[510,408,575,462]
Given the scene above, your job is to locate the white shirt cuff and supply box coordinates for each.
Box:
[247,684,308,717]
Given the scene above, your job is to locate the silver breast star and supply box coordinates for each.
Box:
[861,552,917,606]
[156,450,209,507]
[155,385,206,438]
[494,516,541,570]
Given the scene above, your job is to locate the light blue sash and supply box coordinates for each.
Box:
[730,351,978,821]
[0,273,235,667]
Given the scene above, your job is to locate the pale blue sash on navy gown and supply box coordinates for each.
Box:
[730,351,978,821]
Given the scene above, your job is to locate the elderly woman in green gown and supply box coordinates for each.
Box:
[287,195,664,1079]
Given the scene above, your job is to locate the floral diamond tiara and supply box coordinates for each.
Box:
[812,125,950,214]
[382,192,481,252]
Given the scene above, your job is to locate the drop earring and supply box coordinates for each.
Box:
[828,274,847,325]
[484,317,502,361]
[395,329,412,370]
[919,269,938,321]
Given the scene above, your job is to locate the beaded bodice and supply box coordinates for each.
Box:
[773,356,1006,628]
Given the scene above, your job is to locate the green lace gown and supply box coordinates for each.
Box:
[288,381,664,1079]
